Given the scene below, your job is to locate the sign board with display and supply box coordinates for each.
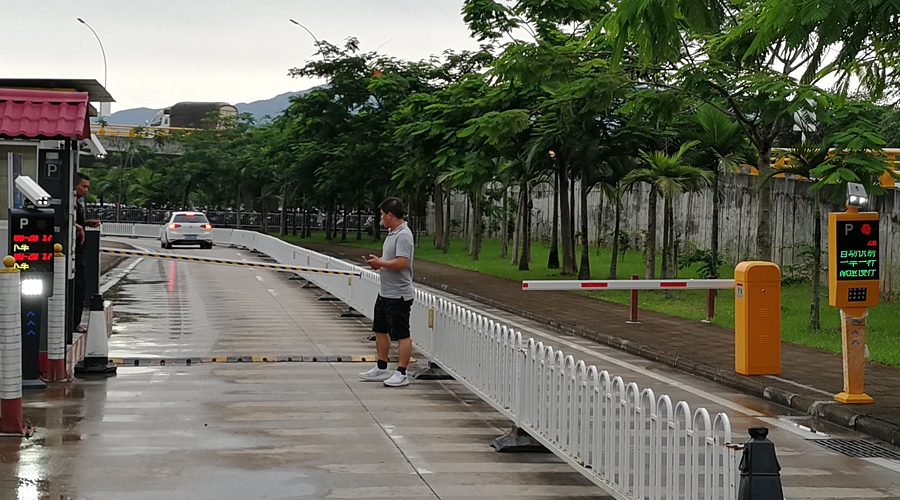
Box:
[9,208,55,280]
[829,211,880,308]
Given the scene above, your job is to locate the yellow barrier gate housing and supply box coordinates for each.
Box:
[99,248,361,277]
[828,208,879,404]
[734,262,782,375]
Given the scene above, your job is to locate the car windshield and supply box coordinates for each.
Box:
[173,214,209,223]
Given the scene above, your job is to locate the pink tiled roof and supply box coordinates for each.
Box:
[0,88,90,140]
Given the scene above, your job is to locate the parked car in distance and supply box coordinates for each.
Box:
[160,211,213,249]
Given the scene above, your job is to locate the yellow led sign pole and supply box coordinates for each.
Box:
[828,205,879,404]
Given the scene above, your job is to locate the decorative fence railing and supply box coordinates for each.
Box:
[100,223,740,500]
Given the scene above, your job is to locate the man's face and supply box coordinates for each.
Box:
[76,179,90,198]
[380,210,390,227]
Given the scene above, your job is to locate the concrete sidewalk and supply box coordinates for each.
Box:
[301,241,900,447]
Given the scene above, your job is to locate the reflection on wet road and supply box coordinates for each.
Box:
[1,241,612,500]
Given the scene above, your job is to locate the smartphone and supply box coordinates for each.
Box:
[361,255,370,262]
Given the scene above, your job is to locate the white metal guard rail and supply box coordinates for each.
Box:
[101,223,739,500]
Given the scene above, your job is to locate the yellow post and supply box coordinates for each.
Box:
[828,206,879,404]
[734,261,782,375]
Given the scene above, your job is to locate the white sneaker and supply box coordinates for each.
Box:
[383,371,409,387]
[359,366,391,381]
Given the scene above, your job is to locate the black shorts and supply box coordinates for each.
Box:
[373,295,413,340]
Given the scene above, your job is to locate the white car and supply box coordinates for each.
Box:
[160,211,213,249]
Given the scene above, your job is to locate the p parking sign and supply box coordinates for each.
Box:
[829,211,879,308]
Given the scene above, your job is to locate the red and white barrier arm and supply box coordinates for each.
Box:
[522,279,736,291]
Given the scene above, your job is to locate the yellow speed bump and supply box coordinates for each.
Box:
[99,248,360,277]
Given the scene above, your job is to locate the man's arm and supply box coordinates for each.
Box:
[369,232,413,271]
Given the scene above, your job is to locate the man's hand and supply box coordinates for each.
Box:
[85,219,100,228]
[365,254,382,270]
[75,224,85,244]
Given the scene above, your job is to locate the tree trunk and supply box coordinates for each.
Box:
[662,196,673,279]
[434,183,445,249]
[810,191,822,330]
[511,187,522,265]
[663,196,675,299]
[463,194,470,251]
[570,171,577,266]
[443,192,452,252]
[645,185,657,279]
[280,188,288,236]
[756,143,774,261]
[609,195,621,280]
[518,182,531,271]
[291,207,297,236]
[548,170,560,269]
[341,207,348,242]
[261,200,269,234]
[500,184,509,258]
[235,185,242,230]
[325,208,333,241]
[710,171,721,278]
[578,178,591,280]
[470,188,483,259]
[558,158,576,274]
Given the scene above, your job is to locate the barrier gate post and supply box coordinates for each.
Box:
[45,244,67,382]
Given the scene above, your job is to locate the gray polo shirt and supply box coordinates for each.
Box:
[380,221,415,300]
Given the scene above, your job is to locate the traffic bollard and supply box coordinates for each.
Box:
[76,295,117,375]
[738,426,784,500]
[45,244,67,382]
[0,255,34,436]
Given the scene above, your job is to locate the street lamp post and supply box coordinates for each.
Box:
[288,19,324,58]
[77,17,109,116]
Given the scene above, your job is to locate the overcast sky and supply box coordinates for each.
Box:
[3,1,481,112]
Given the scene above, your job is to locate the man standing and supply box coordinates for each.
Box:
[73,173,99,333]
[359,197,415,387]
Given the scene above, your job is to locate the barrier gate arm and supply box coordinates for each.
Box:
[522,279,736,291]
[99,248,361,277]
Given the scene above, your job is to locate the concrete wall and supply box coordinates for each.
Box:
[442,174,900,292]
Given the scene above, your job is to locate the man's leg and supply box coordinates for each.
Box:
[375,332,391,366]
[72,257,86,331]
[383,298,412,387]
[397,338,412,370]
[359,296,392,381]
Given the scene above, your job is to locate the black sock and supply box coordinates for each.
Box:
[397,366,407,375]
[377,360,388,370]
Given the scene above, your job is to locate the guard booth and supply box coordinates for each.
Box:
[1,79,114,381]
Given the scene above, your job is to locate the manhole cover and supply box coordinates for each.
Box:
[809,439,900,459]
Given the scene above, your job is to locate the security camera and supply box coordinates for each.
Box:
[846,182,869,209]
[15,175,52,208]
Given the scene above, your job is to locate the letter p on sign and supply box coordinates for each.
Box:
[19,217,29,230]
[845,223,854,235]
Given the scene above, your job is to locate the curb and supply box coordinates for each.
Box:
[417,277,900,447]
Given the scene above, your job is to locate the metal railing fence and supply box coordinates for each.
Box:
[100,223,740,500]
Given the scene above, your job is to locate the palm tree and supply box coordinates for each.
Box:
[625,141,714,286]
[687,105,747,278]
[759,141,832,329]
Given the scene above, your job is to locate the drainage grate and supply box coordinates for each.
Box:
[809,439,900,459]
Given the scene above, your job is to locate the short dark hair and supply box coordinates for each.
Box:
[76,172,90,183]
[379,197,405,219]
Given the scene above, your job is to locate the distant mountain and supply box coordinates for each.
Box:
[235,88,319,123]
[102,87,321,126]
[101,107,160,126]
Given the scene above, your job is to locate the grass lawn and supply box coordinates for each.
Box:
[278,232,900,367]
